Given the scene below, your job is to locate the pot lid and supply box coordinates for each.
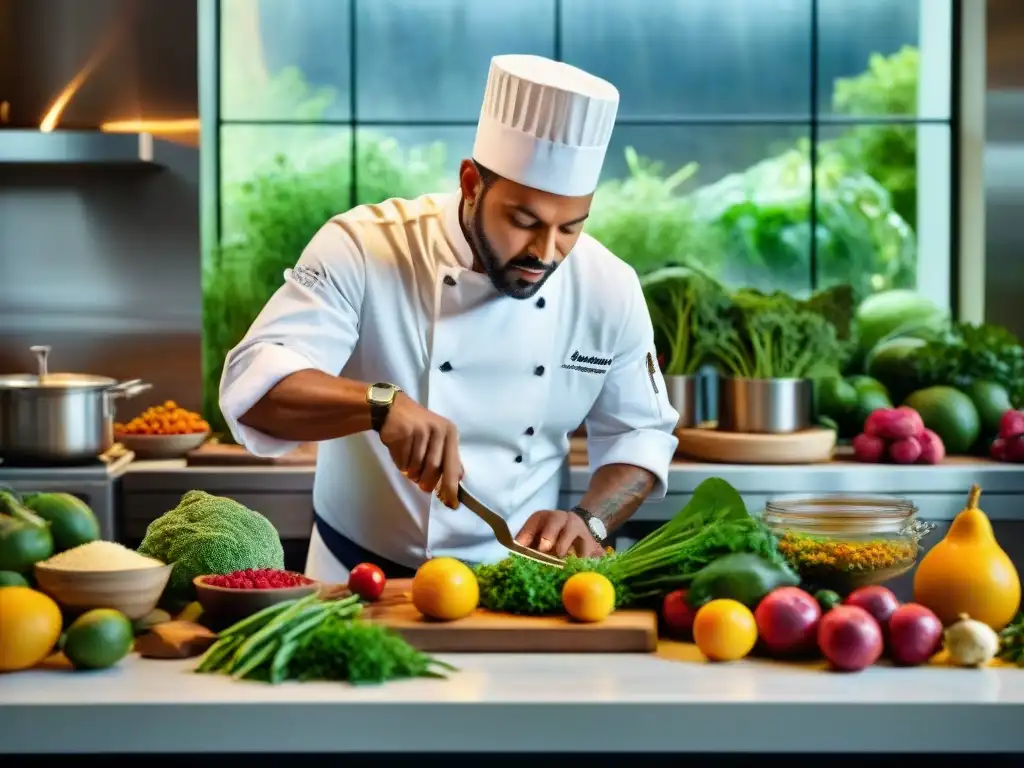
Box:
[0,372,119,390]
[0,345,118,390]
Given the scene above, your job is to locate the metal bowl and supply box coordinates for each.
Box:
[717,377,813,434]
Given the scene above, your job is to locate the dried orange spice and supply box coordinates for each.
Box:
[777,531,916,574]
[116,400,210,436]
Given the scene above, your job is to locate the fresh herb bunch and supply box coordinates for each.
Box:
[195,592,452,684]
[640,265,732,376]
[290,616,455,684]
[474,554,624,615]
[997,612,1024,667]
[473,478,785,614]
[705,290,847,380]
[896,322,1024,408]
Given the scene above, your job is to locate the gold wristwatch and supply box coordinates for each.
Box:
[366,382,402,432]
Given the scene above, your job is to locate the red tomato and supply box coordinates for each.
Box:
[348,562,386,601]
[661,589,696,637]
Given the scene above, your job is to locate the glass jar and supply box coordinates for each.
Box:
[762,494,937,593]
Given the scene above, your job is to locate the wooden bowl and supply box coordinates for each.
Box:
[193,574,320,623]
[114,431,210,459]
[33,562,173,620]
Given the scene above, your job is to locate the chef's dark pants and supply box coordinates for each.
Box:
[312,510,417,579]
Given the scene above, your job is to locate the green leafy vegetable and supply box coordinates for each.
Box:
[640,265,733,375]
[474,478,785,614]
[881,322,1024,408]
[195,593,453,685]
[703,289,847,380]
[997,612,1024,667]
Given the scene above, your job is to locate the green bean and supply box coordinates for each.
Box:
[229,594,322,670]
[270,639,300,684]
[231,639,279,680]
[196,636,243,674]
[218,599,298,639]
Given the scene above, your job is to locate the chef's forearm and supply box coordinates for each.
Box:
[577,464,656,532]
[238,369,372,441]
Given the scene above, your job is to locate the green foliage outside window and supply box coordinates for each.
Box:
[204,47,923,440]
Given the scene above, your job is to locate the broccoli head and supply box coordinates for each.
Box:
[138,489,285,605]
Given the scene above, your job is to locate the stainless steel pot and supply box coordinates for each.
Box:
[0,345,152,463]
[664,375,699,428]
[717,377,812,434]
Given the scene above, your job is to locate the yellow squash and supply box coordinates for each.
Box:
[913,484,1021,630]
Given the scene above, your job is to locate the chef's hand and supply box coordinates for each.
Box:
[514,510,606,558]
[379,392,463,508]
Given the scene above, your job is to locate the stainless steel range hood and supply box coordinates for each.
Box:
[0,0,198,167]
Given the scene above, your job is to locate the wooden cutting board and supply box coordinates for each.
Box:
[674,425,836,464]
[185,442,318,466]
[358,579,658,653]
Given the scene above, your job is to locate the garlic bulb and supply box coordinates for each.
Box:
[944,613,1000,667]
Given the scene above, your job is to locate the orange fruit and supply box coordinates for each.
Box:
[692,598,758,662]
[561,572,615,622]
[411,557,479,621]
[0,586,63,672]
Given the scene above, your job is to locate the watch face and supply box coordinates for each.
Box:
[589,517,608,540]
[369,383,394,404]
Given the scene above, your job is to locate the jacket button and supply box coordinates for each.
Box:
[525,427,535,436]
[443,275,456,286]
[534,365,545,376]
[515,455,523,463]
[536,297,546,308]
[439,361,453,372]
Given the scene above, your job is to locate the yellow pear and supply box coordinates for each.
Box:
[913,484,1021,630]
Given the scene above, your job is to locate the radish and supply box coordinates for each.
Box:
[998,409,1024,440]
[917,429,945,465]
[1005,435,1024,463]
[865,407,924,440]
[852,433,887,463]
[991,437,1008,461]
[888,436,922,465]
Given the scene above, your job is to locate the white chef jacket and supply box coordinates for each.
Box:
[219,190,680,581]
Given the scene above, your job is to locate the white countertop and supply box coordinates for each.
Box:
[2,645,1022,754]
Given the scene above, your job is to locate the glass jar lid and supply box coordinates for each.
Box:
[763,493,919,535]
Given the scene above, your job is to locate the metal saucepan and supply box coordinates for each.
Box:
[717,376,813,434]
[0,345,152,463]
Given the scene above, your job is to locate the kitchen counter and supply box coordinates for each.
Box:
[1,647,1022,754]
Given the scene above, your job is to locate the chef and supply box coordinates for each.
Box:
[219,54,680,583]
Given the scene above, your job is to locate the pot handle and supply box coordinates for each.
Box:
[109,379,153,400]
[29,345,51,378]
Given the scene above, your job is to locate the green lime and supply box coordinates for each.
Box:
[904,386,981,455]
[847,375,890,399]
[63,608,134,670]
[817,377,859,419]
[962,380,1013,437]
[0,570,29,588]
[814,589,842,613]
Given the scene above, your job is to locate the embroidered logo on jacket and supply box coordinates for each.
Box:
[291,264,324,291]
[561,349,614,375]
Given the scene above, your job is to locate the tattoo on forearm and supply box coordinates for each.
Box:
[591,472,654,528]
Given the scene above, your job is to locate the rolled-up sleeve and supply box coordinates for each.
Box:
[219,221,366,457]
[584,271,680,500]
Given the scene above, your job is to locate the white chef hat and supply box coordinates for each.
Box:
[472,54,620,198]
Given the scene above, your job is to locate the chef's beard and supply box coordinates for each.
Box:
[467,198,558,300]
